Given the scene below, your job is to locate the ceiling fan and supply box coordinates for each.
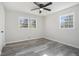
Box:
[31,2,52,14]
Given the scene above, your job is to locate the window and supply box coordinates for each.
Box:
[19,17,36,29]
[60,13,74,29]
[29,19,36,28]
[19,17,28,28]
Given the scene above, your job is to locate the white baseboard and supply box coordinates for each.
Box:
[6,36,43,44]
[44,36,79,49]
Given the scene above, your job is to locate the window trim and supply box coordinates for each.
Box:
[28,18,37,29]
[59,13,75,29]
[18,17,29,29]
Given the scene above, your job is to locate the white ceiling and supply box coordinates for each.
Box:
[3,2,79,16]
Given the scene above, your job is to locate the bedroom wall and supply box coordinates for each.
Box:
[5,10,44,44]
[45,4,79,48]
[0,3,5,55]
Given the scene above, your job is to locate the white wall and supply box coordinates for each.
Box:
[45,4,79,48]
[5,10,44,44]
[0,3,5,55]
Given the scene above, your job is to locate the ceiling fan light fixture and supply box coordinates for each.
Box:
[40,8,43,11]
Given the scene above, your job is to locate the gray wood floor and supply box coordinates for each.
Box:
[1,38,79,56]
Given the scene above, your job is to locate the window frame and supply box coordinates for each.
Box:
[59,13,75,29]
[18,17,29,29]
[18,17,37,29]
[28,18,37,29]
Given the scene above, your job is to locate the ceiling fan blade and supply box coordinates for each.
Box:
[43,8,51,11]
[39,10,42,13]
[44,2,52,7]
[31,8,40,11]
[33,2,40,7]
